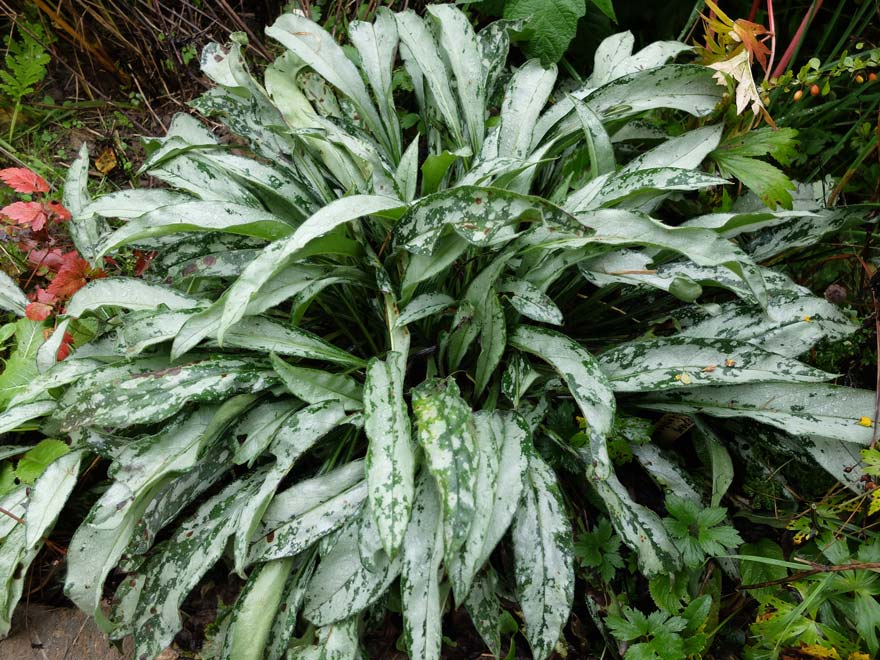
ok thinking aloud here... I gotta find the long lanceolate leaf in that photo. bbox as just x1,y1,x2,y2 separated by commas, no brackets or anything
598,336,833,392
364,352,415,556
411,378,479,565
64,401,247,618
448,411,527,603
513,448,575,660
131,471,265,659
401,475,445,660
218,194,403,341
266,14,390,158
509,326,680,575
638,383,876,445
302,516,401,626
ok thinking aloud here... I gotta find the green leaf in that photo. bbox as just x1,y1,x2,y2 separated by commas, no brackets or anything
266,13,387,155
711,153,794,210
677,289,855,358
0,319,44,409
56,357,275,430
15,439,69,485
270,354,363,410
349,8,402,160
65,277,204,318
364,352,415,556
302,516,401,626
464,568,503,657
428,4,487,152
394,185,582,256
474,290,506,396
598,336,832,391
219,194,403,340
396,10,465,146
638,382,876,445
411,378,479,563
510,325,615,439
0,400,56,435
96,202,295,258
396,293,455,327
448,411,527,603
223,558,295,660
0,270,27,317
513,449,575,660
236,400,352,571
498,279,563,325
248,466,367,564
131,471,264,659
498,59,557,159
420,149,468,195
24,450,81,548
504,0,586,65
64,403,245,616
265,556,317,660
401,475,445,660
590,0,617,22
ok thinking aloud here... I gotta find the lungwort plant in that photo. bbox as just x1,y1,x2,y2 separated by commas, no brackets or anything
0,6,875,658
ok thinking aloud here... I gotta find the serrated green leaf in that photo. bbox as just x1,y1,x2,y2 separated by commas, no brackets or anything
504,0,586,65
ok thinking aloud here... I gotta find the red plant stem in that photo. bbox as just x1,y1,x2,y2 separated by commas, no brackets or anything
766,0,776,81
748,0,762,22
771,0,824,79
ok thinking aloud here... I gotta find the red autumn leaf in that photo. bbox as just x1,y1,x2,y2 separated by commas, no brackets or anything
133,250,157,276
733,19,772,75
47,251,105,300
0,167,50,194
27,247,66,273
25,301,53,321
56,331,75,361
1,201,50,231
46,200,72,221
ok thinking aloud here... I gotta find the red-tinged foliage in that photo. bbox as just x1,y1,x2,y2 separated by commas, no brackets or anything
1,201,50,231
26,246,67,273
133,250,157,276
733,19,772,75
45,200,72,221
46,252,106,300
26,301,54,321
26,287,58,320
0,167,50,194
56,331,75,361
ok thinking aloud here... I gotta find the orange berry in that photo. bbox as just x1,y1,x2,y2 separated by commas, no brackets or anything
870,72,878,82
855,74,865,84
810,84,820,96
793,89,804,101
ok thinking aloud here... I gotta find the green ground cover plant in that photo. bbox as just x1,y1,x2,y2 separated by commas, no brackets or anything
0,2,878,659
